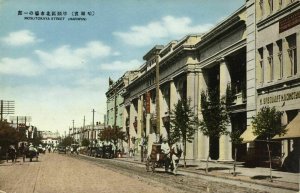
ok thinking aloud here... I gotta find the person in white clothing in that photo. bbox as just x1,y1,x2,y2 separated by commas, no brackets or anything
161,138,170,155
161,138,171,171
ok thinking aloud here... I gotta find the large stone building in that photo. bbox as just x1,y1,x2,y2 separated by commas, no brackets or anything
253,0,300,165
70,122,105,145
105,0,300,165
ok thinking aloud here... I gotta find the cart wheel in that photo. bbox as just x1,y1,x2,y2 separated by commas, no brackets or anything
146,159,150,172
151,161,155,172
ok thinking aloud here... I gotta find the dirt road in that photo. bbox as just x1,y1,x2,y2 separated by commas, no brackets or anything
0,153,182,193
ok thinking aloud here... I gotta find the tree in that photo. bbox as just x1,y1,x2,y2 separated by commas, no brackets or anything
99,126,126,150
81,138,90,147
229,130,243,176
198,88,230,173
251,106,285,182
170,98,198,168
60,136,74,147
0,121,20,149
29,127,42,146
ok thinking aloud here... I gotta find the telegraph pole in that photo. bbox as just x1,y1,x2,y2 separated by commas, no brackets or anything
155,54,161,140
82,115,85,141
72,120,74,135
0,100,15,122
114,88,117,131
92,109,95,144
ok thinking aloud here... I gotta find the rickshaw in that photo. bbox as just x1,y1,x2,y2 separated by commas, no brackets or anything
25,149,39,162
146,143,171,172
103,144,113,159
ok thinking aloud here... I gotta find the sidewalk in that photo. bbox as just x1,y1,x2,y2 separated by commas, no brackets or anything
116,155,300,192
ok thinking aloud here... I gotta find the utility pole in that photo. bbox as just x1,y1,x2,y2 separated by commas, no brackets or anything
114,86,118,152
72,120,75,142
0,100,15,122
72,120,74,135
114,88,117,131
155,54,161,140
0,100,3,122
92,109,95,145
82,115,85,142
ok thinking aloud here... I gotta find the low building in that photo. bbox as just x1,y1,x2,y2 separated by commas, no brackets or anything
40,131,60,147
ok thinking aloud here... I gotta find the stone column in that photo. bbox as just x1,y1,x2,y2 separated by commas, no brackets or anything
145,92,151,136
158,88,164,138
219,58,233,161
186,72,196,159
137,95,144,161
137,95,143,139
197,70,209,160
169,79,177,113
129,102,136,148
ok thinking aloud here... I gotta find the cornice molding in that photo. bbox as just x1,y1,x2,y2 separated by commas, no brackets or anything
257,1,300,31
198,39,246,68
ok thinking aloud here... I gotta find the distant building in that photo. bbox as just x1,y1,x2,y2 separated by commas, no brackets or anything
41,131,60,147
70,122,105,145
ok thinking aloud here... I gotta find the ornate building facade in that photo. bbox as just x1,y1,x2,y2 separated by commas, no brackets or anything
105,0,300,163
253,0,300,163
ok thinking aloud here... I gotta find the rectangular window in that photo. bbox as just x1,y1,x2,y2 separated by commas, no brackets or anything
288,47,297,75
259,0,264,18
277,40,283,79
287,34,297,76
258,48,264,83
267,44,274,81
268,0,273,13
279,0,283,8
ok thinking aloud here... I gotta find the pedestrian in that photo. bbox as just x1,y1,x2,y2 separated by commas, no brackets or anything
161,138,170,171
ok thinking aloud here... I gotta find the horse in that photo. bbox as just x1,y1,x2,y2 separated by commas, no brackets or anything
170,141,183,175
6,145,17,163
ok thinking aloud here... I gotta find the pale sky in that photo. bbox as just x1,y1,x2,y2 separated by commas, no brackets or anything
0,0,244,135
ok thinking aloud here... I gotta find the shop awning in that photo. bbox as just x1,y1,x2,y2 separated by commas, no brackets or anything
240,126,257,143
273,113,300,140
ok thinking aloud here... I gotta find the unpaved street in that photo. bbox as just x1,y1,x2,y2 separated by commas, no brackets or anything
1,153,272,193
0,153,182,193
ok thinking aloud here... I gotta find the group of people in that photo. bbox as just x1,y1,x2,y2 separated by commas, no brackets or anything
4,143,39,163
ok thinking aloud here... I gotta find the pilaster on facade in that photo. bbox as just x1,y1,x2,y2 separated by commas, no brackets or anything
246,0,257,124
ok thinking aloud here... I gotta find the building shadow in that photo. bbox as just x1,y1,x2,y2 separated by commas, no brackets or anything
251,175,282,180
196,167,230,172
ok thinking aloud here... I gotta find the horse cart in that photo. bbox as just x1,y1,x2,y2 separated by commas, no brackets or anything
24,150,39,162
146,143,171,172
103,145,113,159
